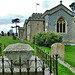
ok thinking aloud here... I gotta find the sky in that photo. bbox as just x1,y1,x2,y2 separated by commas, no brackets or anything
0,0,74,33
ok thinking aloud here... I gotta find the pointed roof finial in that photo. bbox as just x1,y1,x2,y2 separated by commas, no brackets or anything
60,0,62,4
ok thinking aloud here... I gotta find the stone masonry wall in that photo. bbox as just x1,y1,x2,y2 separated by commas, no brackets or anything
30,20,44,42
48,9,74,42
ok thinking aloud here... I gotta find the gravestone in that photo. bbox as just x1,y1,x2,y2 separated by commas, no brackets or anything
0,34,1,38
20,38,24,43
13,35,16,40
51,43,65,60
6,35,8,39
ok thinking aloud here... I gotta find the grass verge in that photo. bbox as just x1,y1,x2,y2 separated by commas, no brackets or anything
65,45,75,68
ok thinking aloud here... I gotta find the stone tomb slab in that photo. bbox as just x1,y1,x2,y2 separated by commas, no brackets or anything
3,43,35,65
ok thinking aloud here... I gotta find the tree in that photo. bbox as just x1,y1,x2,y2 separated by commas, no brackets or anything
69,2,75,11
11,18,20,36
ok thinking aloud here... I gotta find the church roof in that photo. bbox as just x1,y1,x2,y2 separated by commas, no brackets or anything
42,3,74,18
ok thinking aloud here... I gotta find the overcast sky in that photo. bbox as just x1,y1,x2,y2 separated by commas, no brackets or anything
0,0,74,33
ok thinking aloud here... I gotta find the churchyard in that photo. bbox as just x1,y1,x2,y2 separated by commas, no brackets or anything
0,36,75,75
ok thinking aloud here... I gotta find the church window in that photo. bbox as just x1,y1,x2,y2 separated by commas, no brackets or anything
63,23,65,32
60,23,62,32
57,17,66,33
57,23,59,32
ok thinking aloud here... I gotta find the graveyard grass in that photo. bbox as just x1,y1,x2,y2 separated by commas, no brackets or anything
0,36,75,75
0,36,20,55
65,45,75,68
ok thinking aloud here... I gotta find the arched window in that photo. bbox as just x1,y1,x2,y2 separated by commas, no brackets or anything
56,17,66,33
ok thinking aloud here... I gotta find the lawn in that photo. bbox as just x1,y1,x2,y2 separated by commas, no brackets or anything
0,36,20,46
0,36,75,75
0,36,20,55
65,45,75,68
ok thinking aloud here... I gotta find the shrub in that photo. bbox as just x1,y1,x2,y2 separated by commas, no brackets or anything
45,31,62,47
33,31,62,47
33,32,46,46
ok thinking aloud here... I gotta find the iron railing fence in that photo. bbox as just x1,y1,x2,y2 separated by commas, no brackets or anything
0,55,57,75
36,46,58,75
0,44,58,75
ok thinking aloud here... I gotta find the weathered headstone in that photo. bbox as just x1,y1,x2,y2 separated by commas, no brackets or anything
6,35,8,39
13,35,16,40
51,43,65,60
0,34,1,38
20,38,24,43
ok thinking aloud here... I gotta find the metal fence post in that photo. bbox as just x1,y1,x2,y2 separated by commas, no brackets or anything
35,56,37,75
27,60,30,75
50,55,52,75
11,60,13,75
2,56,4,75
56,54,58,75
42,60,45,75
19,56,21,75
53,55,55,73
46,54,47,64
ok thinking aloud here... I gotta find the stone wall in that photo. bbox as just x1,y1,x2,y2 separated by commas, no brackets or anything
23,24,27,40
18,28,24,39
23,13,44,42
47,9,74,42
74,17,75,42
45,15,49,32
27,22,30,41
30,20,44,42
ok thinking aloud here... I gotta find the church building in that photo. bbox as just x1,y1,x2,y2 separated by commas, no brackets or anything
18,1,75,43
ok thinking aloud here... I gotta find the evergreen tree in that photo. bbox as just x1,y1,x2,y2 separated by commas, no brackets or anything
11,18,20,36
